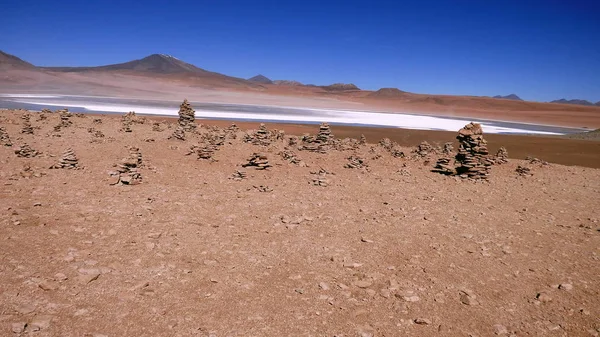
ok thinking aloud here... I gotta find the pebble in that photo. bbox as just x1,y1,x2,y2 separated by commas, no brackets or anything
15,303,36,315
11,322,26,333
559,283,573,291
360,237,374,243
354,280,373,288
396,290,420,302
460,291,479,306
493,324,508,335
147,232,162,239
343,262,363,268
379,289,391,298
318,282,330,291
536,292,552,303
38,280,59,291
29,315,53,331
54,273,68,281
414,318,431,325
33,202,42,207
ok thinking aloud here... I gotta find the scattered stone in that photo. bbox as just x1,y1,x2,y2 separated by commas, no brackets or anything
318,282,330,290
50,148,79,169
38,279,59,291
242,153,271,170
0,126,12,146
459,290,479,305
516,165,532,176
493,324,509,335
344,155,366,169
526,156,549,166
41,108,52,114
279,148,304,165
11,322,26,333
253,185,273,192
230,170,247,181
310,168,331,187
14,143,39,157
21,114,34,134
455,122,494,180
559,283,573,291
414,318,432,325
92,118,102,124
29,315,53,331
536,292,552,303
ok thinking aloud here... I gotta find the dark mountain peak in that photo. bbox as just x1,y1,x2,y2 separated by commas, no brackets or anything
493,94,522,101
0,50,36,70
550,99,594,106
322,83,360,91
248,74,273,84
367,87,406,98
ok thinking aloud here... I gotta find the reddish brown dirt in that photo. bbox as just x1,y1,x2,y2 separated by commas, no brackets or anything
1,110,599,336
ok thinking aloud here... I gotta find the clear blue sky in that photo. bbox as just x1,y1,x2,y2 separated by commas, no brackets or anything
2,0,599,102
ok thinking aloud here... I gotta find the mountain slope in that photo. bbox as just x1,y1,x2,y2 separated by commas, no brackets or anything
550,99,594,106
248,74,273,84
493,94,522,101
42,54,210,74
0,50,37,70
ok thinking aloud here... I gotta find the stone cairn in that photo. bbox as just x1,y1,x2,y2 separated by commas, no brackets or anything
37,112,48,121
242,153,271,170
1,127,13,146
121,111,135,132
93,118,102,124
299,122,333,153
432,142,456,175
414,141,435,158
177,99,196,131
344,155,366,169
441,142,454,155
88,128,105,138
186,144,218,160
152,122,163,132
14,144,39,158
379,138,405,158
495,147,509,164
454,123,495,180
169,126,186,141
243,123,272,146
41,108,52,114
54,109,72,132
230,170,247,181
50,148,79,169
111,147,143,185
310,168,331,187
516,165,532,176
21,114,34,134
359,134,367,145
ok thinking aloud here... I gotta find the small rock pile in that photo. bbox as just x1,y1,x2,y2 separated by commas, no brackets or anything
310,168,331,187
344,155,366,169
495,147,509,164
177,99,196,131
230,170,247,181
516,165,532,176
378,138,404,157
169,126,186,141
54,109,72,132
414,141,435,157
299,122,334,153
121,111,135,132
50,148,79,169
244,123,272,146
88,128,105,138
279,148,303,165
21,114,34,134
152,122,163,132
112,147,143,185
0,127,12,146
442,142,454,155
93,118,102,124
432,157,455,175
526,156,549,166
41,108,52,114
14,143,39,157
242,153,272,170
359,134,367,145
455,123,494,180
187,144,218,160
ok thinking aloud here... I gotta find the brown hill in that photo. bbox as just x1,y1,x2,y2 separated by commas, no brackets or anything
367,87,406,98
0,50,37,70
321,83,360,91
273,80,304,86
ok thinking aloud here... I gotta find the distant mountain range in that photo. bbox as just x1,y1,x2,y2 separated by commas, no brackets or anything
493,94,522,101
550,99,600,107
1,50,599,108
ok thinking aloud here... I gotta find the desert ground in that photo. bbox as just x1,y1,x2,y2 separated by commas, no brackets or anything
0,107,599,336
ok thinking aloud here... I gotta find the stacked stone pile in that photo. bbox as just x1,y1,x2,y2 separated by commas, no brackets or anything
54,109,72,132
516,165,532,176
121,111,136,132
279,148,303,165
169,126,186,141
93,118,102,124
14,144,39,157
344,155,366,169
455,123,495,180
177,99,196,131
378,137,404,157
21,114,34,134
41,108,52,114
152,122,163,132
50,148,79,169
187,144,218,160
442,142,454,155
0,127,12,146
112,147,143,185
359,134,367,145
414,141,435,157
299,122,334,153
495,147,509,164
432,157,455,175
37,112,48,121
243,124,272,146
242,153,271,170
